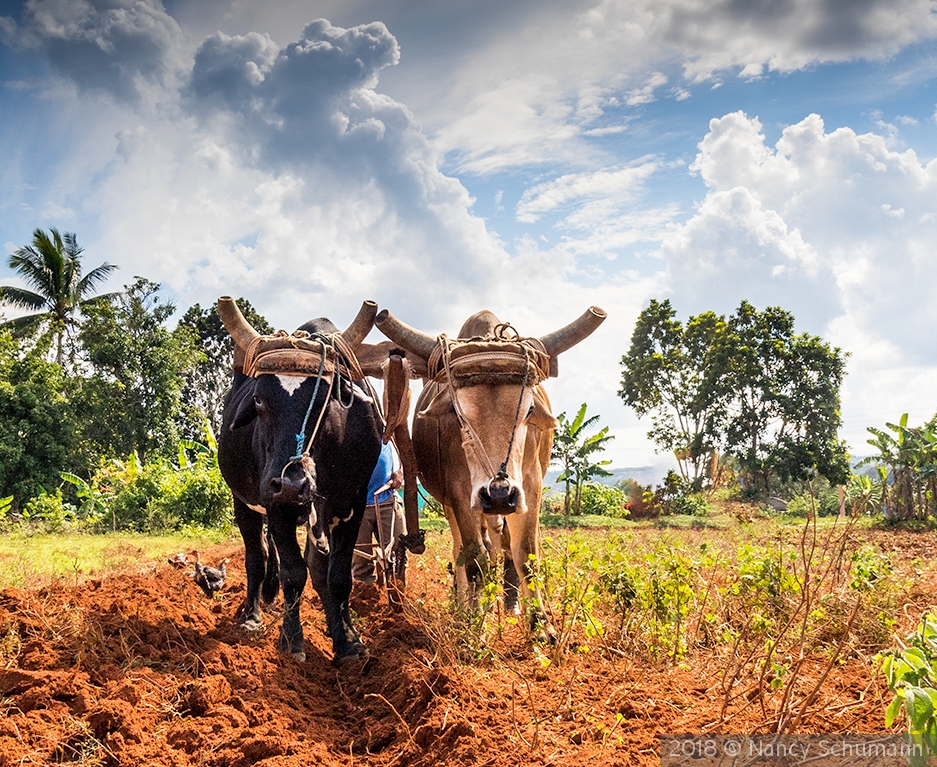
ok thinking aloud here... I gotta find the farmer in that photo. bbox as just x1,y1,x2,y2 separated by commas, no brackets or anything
352,440,406,585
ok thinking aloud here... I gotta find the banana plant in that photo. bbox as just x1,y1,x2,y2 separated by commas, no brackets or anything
179,414,218,468
59,472,107,521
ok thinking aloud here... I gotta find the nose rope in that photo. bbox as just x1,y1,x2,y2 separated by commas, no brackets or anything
440,334,532,485
279,336,337,486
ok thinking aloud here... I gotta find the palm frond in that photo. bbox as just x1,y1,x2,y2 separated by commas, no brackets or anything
0,285,47,310
75,262,118,297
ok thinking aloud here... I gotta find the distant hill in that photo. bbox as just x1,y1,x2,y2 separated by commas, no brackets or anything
544,466,660,490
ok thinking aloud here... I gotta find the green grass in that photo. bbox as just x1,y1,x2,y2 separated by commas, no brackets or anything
540,513,636,529
0,528,235,589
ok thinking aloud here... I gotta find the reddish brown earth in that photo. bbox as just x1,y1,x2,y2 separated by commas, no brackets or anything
0,522,934,767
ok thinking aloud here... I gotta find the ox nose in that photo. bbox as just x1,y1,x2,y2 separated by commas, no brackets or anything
270,474,310,505
479,474,520,515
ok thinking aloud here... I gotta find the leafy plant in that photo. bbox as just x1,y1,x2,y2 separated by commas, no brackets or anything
578,482,629,517
880,613,937,762
551,403,614,515
22,489,76,532
59,472,107,524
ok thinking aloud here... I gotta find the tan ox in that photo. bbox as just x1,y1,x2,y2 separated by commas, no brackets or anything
375,307,606,640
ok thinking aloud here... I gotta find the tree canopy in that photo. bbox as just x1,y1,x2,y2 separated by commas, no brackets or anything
75,278,202,464
618,299,727,489
620,299,849,493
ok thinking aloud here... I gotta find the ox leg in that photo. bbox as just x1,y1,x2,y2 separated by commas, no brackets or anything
445,506,471,604
505,515,556,644
233,498,266,632
484,515,520,614
451,506,491,611
306,506,367,663
268,511,307,661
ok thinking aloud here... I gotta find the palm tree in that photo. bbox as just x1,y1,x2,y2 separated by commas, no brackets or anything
552,402,615,515
0,228,117,364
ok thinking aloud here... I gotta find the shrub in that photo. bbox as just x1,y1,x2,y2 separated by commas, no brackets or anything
22,489,76,533
84,452,231,533
670,493,713,517
579,482,629,517
785,488,840,517
618,479,657,518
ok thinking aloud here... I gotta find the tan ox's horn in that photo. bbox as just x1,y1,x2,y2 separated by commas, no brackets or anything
218,296,261,350
538,306,607,358
375,309,437,360
342,300,378,349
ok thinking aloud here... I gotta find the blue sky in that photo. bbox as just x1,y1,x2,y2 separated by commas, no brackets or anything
1,0,936,470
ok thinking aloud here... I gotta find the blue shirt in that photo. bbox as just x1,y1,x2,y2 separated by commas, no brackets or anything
367,441,400,504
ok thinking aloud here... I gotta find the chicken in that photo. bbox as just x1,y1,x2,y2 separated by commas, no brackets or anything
189,550,228,598
167,552,189,569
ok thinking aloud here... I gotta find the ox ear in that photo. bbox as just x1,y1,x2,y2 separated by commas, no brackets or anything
417,389,453,420
231,390,258,429
529,388,559,431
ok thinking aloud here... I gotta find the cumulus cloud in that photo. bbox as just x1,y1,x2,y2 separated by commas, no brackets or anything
3,0,184,102
424,0,937,174
660,109,937,454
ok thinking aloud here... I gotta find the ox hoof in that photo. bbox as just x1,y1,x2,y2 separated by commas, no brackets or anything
238,616,264,633
333,643,368,666
277,630,305,660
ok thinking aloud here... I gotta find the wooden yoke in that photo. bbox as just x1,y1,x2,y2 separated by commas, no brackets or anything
382,354,425,555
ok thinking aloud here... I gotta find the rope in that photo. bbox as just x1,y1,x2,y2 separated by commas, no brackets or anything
437,332,535,488
240,329,364,484
291,338,328,460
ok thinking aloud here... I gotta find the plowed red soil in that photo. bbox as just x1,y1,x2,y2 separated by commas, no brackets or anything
0,521,934,767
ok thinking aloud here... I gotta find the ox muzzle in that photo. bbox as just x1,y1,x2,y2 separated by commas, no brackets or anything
477,471,521,515
269,459,316,507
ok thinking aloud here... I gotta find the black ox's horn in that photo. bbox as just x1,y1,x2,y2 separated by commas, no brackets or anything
375,309,437,360
538,306,607,358
217,296,260,351
218,296,378,351
342,300,378,349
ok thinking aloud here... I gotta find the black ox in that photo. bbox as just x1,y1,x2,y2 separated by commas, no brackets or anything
216,297,382,663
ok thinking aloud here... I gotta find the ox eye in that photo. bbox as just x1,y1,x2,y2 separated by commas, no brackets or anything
526,405,535,419
253,396,264,410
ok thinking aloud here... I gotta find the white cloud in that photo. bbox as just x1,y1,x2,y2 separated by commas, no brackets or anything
515,161,658,223
418,0,937,174
660,109,937,454
7,0,186,103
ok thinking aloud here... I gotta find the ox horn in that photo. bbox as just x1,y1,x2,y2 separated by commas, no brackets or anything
341,300,378,349
217,296,261,350
539,306,607,358
375,309,437,360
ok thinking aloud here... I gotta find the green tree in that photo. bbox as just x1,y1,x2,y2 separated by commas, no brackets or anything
0,327,76,507
619,299,729,489
859,413,937,521
620,299,849,496
75,278,202,464
723,300,849,493
176,299,272,438
551,402,614,515
0,228,117,365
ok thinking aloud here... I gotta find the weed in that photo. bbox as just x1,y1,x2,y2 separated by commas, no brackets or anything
880,613,937,763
